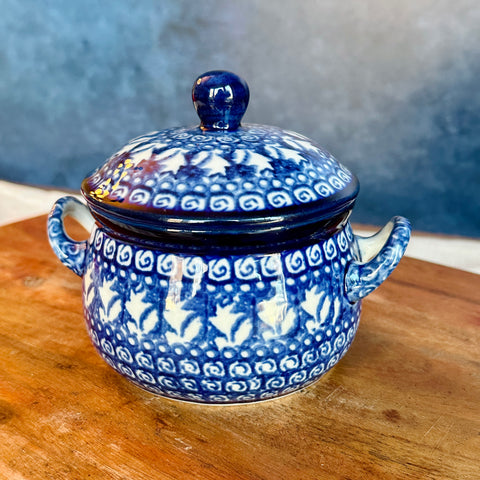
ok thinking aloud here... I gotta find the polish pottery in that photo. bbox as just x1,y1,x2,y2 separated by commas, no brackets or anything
48,71,411,403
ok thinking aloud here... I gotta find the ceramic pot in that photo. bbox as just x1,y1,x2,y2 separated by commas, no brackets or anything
48,71,411,404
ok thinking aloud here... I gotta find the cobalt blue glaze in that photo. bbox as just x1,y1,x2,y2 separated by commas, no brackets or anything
345,216,411,303
48,196,410,403
55,201,363,403
192,70,249,131
47,71,412,403
82,222,360,403
81,70,359,242
47,196,91,276
81,125,359,245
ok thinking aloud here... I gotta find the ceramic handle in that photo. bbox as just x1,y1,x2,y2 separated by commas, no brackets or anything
344,216,411,303
47,196,95,276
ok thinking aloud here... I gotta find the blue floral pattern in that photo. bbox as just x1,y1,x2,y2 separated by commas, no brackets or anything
47,197,89,276
47,72,411,404
82,223,361,403
345,216,411,303
83,125,354,215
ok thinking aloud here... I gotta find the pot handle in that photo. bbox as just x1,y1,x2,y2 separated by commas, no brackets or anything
47,196,95,277
345,216,411,303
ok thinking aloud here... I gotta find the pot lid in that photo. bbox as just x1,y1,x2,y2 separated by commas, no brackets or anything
81,70,359,246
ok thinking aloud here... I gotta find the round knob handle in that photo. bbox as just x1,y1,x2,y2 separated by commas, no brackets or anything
192,70,249,131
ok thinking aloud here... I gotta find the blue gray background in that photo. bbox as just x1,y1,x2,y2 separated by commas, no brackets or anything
1,0,479,236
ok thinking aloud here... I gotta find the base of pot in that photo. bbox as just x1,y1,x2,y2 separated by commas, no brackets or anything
92,331,357,405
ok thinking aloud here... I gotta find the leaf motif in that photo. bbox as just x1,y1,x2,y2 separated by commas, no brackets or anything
214,336,229,351
209,302,243,340
278,147,305,164
257,296,281,330
181,317,203,343
125,289,147,328
115,132,166,159
124,289,158,335
279,308,297,336
190,150,210,166
163,299,195,335
98,278,122,323
264,145,305,164
301,287,325,318
165,331,183,345
246,151,274,173
319,295,331,324
156,148,188,174
258,296,297,341
163,301,200,344
305,319,317,335
142,307,160,335
98,278,115,311
282,136,321,153
233,318,253,346
191,149,230,176
232,149,247,163
331,297,341,325
107,297,122,323
202,151,230,176
301,287,339,332
128,146,155,165
127,320,140,336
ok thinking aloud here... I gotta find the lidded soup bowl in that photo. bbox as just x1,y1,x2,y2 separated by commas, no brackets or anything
48,71,411,404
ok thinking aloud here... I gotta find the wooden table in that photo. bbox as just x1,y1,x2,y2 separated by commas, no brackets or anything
0,216,479,480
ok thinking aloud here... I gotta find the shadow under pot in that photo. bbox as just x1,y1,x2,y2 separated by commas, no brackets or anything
48,70,411,404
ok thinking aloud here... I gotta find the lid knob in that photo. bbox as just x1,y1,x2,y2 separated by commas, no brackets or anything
192,70,249,131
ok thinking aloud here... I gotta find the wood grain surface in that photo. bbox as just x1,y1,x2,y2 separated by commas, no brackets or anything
0,215,479,480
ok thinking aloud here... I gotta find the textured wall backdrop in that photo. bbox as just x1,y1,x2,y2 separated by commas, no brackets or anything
1,0,479,236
